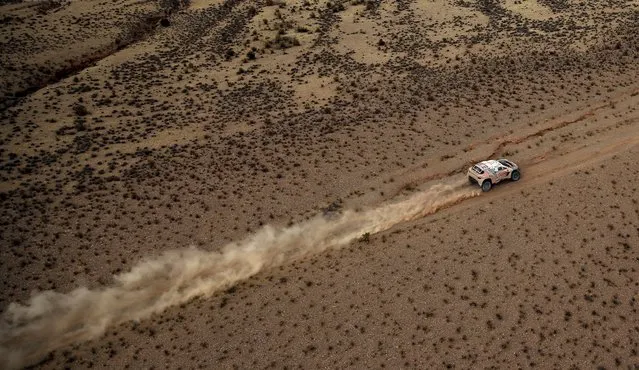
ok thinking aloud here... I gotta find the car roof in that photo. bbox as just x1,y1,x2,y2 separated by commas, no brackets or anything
477,160,503,172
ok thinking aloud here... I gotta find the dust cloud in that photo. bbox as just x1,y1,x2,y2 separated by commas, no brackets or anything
0,178,479,369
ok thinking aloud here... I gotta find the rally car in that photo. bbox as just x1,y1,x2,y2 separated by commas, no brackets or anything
468,159,521,192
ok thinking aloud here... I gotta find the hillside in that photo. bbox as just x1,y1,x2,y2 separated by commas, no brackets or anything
1,0,638,368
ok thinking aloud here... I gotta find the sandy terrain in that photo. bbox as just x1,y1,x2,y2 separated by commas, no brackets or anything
1,0,638,368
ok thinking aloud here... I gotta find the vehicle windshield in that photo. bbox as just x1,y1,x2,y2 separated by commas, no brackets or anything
498,159,513,167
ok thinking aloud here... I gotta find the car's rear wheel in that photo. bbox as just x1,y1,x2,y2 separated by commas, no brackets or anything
481,180,492,192
511,170,521,181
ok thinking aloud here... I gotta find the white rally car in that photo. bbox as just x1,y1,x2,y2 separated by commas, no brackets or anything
468,159,521,192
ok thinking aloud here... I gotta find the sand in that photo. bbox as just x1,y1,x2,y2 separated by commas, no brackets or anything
1,0,638,368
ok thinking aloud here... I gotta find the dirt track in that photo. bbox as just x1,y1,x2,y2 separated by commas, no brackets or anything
385,86,639,201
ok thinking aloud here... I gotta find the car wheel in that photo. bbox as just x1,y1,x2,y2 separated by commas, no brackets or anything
511,170,521,181
481,180,492,192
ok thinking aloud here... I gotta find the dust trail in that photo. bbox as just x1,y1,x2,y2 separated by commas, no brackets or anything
0,178,480,369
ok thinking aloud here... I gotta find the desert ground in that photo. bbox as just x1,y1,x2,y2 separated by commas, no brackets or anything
1,0,639,368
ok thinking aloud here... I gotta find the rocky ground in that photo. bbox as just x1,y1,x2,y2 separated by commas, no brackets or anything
1,0,638,368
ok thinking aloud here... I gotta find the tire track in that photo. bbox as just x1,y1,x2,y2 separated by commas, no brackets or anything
390,88,639,197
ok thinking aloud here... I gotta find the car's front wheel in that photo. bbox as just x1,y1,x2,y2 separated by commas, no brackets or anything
481,180,492,192
511,170,521,181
